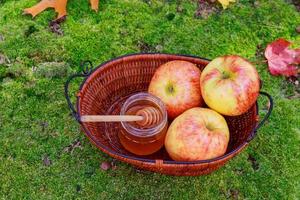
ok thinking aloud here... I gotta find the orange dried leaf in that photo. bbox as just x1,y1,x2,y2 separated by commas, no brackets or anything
24,0,68,19
218,0,235,9
24,0,99,20
90,0,99,11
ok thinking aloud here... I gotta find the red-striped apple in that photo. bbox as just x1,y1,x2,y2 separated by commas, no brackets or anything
200,55,260,116
165,108,230,161
148,60,203,119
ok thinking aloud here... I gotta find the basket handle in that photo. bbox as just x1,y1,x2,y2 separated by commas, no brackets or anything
64,61,93,122
247,91,274,142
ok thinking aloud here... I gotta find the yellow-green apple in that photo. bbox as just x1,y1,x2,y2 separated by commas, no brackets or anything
148,60,203,119
200,55,260,116
165,107,230,161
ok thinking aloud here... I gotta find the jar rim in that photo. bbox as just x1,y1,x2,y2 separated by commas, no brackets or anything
120,92,168,138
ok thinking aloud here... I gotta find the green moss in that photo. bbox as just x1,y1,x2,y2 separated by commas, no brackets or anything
0,0,299,199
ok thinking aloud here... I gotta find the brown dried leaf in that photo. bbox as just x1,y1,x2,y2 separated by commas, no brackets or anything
63,139,83,154
195,0,219,19
229,189,239,200
49,16,66,35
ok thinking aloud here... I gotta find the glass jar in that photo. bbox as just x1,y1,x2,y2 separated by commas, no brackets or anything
119,92,168,155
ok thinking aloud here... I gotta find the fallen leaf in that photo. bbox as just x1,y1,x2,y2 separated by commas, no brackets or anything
265,38,300,77
195,0,219,19
218,0,235,9
100,161,111,171
24,0,98,20
43,155,51,166
90,0,99,11
229,189,239,200
63,139,83,154
24,0,68,19
49,16,66,35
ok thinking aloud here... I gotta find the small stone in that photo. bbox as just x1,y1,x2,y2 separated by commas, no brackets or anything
295,80,299,85
100,161,111,171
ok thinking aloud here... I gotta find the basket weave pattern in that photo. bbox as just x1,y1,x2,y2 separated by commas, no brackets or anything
75,54,257,176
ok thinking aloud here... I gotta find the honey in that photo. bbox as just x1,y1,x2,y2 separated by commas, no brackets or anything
119,93,168,155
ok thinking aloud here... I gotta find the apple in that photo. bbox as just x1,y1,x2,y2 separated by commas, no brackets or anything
200,55,260,116
148,60,203,119
165,107,230,161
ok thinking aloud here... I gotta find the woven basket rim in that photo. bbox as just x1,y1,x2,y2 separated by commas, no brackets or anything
76,53,258,165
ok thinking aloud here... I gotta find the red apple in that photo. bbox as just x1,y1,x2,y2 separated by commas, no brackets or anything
148,60,203,119
200,55,260,116
165,108,230,161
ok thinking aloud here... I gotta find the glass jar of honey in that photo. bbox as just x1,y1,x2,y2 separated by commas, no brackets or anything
119,92,168,155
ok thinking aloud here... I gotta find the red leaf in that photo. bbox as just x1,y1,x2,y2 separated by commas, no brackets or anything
265,38,300,77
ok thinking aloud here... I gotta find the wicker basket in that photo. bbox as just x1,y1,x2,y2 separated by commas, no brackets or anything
65,53,273,176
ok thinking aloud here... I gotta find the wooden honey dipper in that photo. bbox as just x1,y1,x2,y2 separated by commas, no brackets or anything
81,106,162,127
135,106,162,127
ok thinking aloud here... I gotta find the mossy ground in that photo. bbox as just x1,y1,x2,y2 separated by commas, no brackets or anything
0,0,299,199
